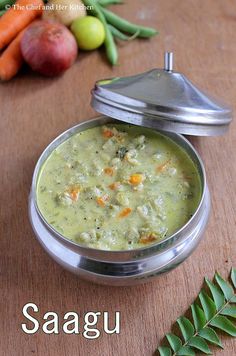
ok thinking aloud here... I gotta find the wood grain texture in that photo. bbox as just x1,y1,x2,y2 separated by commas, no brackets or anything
0,0,236,355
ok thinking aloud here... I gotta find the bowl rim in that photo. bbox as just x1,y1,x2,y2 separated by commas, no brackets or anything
31,115,207,257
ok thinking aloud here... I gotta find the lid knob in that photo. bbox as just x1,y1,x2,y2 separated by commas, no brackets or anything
164,52,173,72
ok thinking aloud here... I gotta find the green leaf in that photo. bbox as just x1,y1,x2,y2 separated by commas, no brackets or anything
215,272,234,301
205,278,225,311
210,315,236,336
157,346,172,356
188,336,212,354
199,291,216,321
199,327,223,348
166,333,182,352
231,296,236,303
231,268,236,288
191,303,206,331
176,346,195,355
177,317,194,342
220,305,236,318
157,268,236,355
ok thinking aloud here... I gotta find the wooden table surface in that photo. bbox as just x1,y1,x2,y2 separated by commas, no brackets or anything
1,0,236,355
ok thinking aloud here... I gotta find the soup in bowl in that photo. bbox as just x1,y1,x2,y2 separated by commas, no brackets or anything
36,123,201,251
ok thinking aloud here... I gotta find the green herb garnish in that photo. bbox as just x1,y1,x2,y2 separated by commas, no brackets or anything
157,268,236,356
116,146,128,160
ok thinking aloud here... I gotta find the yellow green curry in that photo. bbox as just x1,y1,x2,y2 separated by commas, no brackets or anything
37,124,201,250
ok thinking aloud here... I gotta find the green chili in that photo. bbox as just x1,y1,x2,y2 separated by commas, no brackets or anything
108,24,140,41
83,0,118,65
0,9,6,15
98,0,123,6
100,6,158,38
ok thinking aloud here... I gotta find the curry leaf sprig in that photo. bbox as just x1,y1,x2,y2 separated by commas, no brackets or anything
158,268,236,356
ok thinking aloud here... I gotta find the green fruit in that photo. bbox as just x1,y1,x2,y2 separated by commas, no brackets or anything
71,16,105,50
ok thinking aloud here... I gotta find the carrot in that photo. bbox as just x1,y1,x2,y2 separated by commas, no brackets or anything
118,207,132,218
102,129,114,138
0,29,24,81
104,167,114,176
129,173,143,185
96,195,109,207
182,173,192,181
68,187,80,202
108,181,121,190
97,197,105,207
139,233,157,244
156,159,171,173
0,0,43,50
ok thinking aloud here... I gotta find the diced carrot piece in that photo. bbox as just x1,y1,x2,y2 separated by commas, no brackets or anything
104,167,114,176
109,182,121,190
97,197,105,207
183,175,192,180
67,186,80,201
70,190,79,201
129,174,143,185
118,207,132,218
140,233,157,244
96,195,109,207
156,159,171,173
103,129,114,138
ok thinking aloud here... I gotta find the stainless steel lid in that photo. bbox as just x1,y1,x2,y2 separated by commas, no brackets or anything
91,52,232,136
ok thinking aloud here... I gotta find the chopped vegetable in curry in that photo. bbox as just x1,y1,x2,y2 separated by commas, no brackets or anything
36,124,202,250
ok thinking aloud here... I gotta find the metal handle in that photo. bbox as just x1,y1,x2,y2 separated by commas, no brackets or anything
164,52,173,72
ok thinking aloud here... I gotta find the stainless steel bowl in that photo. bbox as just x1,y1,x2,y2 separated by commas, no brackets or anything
29,116,211,286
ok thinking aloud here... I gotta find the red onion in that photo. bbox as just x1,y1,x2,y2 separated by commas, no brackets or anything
21,20,78,77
